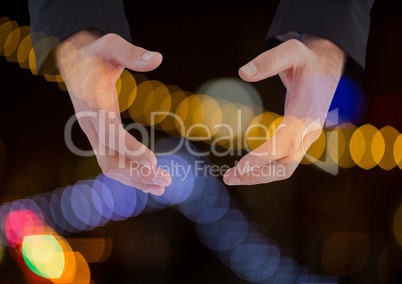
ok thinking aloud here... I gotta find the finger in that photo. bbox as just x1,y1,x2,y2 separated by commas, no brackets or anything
238,115,309,173
106,172,165,196
224,153,302,186
90,112,158,167
238,129,297,174
238,39,309,82
108,126,158,167
222,166,241,185
99,154,172,186
92,134,172,186
94,33,163,72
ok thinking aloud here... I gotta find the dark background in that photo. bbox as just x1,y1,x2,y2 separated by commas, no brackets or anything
1,1,402,283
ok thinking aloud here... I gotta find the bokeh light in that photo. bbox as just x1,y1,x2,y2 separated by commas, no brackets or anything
321,232,371,277
394,134,402,170
376,126,399,170
329,75,366,125
178,177,229,224
17,32,33,69
246,111,280,151
2,15,402,284
158,86,189,136
210,99,238,150
4,205,45,247
350,124,384,169
97,175,137,221
4,26,30,62
328,122,357,169
230,241,281,282
175,94,221,139
300,129,327,165
129,80,171,127
22,234,65,279
196,208,249,252
228,103,256,150
50,189,77,234
116,69,137,113
196,77,263,115
0,18,18,55
70,182,103,230
377,242,402,284
151,154,195,205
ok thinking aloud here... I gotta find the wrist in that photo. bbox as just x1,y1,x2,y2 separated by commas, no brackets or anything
63,29,102,48
302,34,346,75
55,29,102,61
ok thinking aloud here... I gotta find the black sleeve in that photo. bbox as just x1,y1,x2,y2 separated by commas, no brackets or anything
28,0,132,75
265,0,376,74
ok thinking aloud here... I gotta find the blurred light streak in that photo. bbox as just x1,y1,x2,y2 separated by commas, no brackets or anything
350,124,383,169
94,175,137,221
328,123,357,169
67,238,113,263
71,182,103,230
0,18,18,55
22,234,65,279
376,126,399,170
61,186,89,232
116,69,137,113
6,16,402,283
4,200,45,247
0,138,341,283
4,26,30,62
151,154,195,205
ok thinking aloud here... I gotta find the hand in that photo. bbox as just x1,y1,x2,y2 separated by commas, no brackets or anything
223,35,346,185
56,29,171,195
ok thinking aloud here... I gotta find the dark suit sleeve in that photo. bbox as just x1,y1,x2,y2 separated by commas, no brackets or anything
28,0,131,75
265,0,375,74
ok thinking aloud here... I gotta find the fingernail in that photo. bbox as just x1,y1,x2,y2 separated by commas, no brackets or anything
240,62,257,77
142,51,158,62
154,178,170,187
227,177,241,185
148,188,160,195
140,159,152,168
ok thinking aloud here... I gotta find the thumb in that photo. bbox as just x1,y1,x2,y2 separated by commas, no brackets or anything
94,33,163,72
238,39,309,82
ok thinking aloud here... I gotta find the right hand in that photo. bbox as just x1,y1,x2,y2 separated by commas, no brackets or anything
55,29,171,196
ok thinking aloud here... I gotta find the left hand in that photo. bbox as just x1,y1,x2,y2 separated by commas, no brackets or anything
223,35,346,186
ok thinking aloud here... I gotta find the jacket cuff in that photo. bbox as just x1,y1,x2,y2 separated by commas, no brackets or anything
264,0,375,74
28,0,132,75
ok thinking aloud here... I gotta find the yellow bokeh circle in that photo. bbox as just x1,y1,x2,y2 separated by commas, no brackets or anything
350,124,384,170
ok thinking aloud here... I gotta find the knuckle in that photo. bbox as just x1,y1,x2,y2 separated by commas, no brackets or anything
288,38,305,51
101,33,118,45
125,46,137,60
